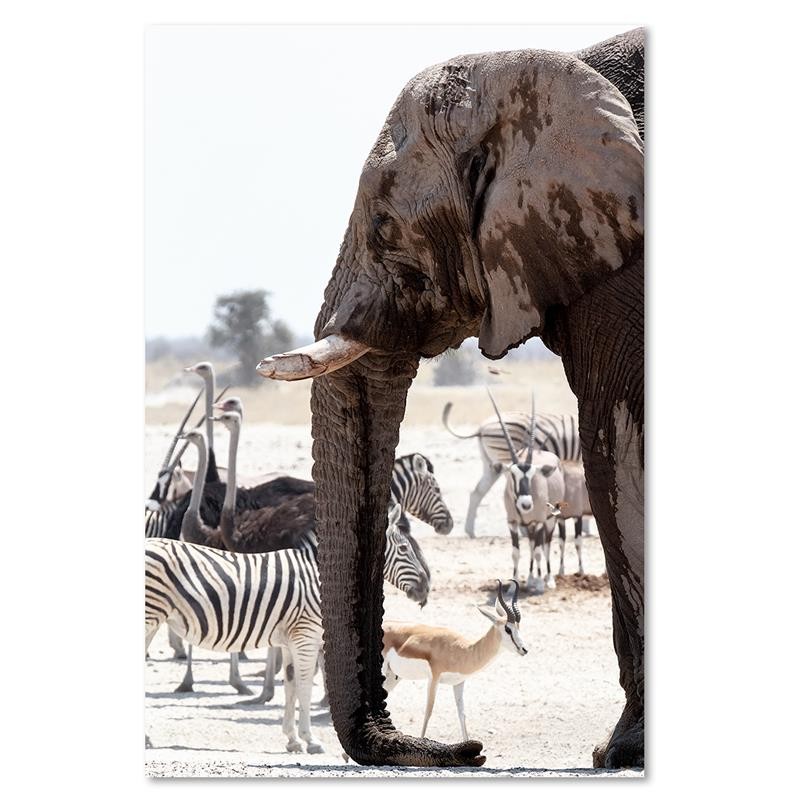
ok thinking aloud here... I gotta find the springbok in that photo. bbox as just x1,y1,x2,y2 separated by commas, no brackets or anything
382,580,527,741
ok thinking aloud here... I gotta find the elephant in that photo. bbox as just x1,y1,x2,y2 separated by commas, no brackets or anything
257,29,644,769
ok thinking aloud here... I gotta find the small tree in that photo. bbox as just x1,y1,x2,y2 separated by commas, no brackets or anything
208,290,293,386
433,349,477,387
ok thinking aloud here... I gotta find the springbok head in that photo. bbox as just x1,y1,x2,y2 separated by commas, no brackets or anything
477,579,528,656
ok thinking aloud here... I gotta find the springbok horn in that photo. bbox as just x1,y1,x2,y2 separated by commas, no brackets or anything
159,386,204,472
486,387,519,466
525,392,537,467
510,579,521,623
165,385,230,475
256,335,371,381
495,579,514,620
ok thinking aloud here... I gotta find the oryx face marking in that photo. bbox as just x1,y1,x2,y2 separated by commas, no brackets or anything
508,463,535,514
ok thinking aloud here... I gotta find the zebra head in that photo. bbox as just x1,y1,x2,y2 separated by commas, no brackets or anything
384,504,431,607
394,453,454,535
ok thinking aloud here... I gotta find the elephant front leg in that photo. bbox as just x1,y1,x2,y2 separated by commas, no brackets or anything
584,442,644,769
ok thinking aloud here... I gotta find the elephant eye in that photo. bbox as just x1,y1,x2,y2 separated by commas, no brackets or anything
372,212,393,237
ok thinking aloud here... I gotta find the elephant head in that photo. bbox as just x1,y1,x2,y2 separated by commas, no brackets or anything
259,47,644,768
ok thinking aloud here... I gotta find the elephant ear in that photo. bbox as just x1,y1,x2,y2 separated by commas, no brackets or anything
470,51,644,358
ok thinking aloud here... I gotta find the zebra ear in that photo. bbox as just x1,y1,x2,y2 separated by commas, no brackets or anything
412,453,428,474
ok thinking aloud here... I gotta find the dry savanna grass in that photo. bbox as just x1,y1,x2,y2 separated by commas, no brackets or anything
145,355,578,427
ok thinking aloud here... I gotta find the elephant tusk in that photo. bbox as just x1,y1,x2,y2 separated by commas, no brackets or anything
256,335,372,381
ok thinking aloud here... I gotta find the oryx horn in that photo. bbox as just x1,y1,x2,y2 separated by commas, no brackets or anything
486,387,519,466
524,392,537,467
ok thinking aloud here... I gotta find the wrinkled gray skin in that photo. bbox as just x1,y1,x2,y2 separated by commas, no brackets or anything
283,30,644,768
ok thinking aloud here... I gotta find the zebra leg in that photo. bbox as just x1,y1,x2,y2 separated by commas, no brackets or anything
290,638,325,754
465,464,502,537
174,644,194,693
228,652,254,696
167,627,187,660
453,682,468,741
510,526,521,581
281,650,303,753
575,516,585,576
238,647,277,705
317,647,329,708
558,518,567,576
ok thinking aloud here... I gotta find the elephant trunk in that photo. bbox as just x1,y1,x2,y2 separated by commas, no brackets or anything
309,353,485,767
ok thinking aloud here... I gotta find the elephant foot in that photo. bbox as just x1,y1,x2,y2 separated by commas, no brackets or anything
593,704,644,769
286,739,303,753
306,741,325,754
344,722,485,767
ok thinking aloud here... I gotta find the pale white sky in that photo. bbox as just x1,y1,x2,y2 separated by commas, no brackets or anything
145,24,636,339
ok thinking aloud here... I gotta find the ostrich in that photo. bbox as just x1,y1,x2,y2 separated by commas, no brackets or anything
173,396,286,489
183,362,221,484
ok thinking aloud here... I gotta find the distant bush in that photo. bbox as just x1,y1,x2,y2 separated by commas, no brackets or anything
433,350,478,386
208,289,294,386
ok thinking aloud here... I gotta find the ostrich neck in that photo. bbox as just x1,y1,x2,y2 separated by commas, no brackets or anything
222,421,239,513
204,372,215,456
187,436,208,515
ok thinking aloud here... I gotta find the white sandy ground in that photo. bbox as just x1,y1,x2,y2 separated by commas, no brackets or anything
144,421,642,778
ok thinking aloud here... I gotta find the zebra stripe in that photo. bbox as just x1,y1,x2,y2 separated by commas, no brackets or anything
145,501,178,539
145,536,324,752
478,413,582,465
390,453,453,534
145,537,321,654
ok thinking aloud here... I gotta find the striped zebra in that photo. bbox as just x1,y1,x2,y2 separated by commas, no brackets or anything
391,453,453,535
442,402,586,537
146,534,325,754
145,501,178,539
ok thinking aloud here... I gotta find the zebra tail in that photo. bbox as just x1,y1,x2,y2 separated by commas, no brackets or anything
442,402,480,439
